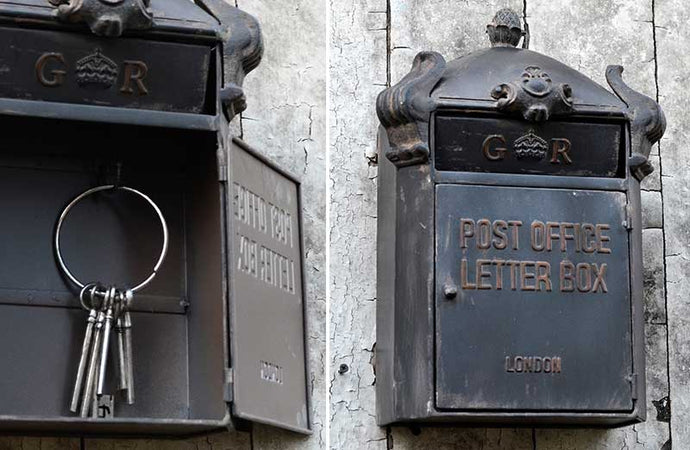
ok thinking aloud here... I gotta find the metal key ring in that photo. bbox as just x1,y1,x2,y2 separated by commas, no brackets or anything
78,283,99,311
54,185,169,293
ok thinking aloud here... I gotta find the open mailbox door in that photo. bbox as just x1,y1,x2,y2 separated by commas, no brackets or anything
0,0,310,436
229,138,310,433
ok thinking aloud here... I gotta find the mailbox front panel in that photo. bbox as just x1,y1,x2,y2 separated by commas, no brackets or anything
435,184,633,411
0,27,211,114
230,141,310,433
434,114,625,177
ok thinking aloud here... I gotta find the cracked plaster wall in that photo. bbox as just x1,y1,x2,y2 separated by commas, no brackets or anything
329,0,682,449
0,1,326,449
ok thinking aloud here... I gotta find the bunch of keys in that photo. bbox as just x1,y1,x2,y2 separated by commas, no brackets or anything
70,283,135,417
54,185,169,419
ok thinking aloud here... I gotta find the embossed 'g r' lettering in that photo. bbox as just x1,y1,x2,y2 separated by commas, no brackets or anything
550,138,573,164
36,53,67,87
120,60,149,96
482,135,507,161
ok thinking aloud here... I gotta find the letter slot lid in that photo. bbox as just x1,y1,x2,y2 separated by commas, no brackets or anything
376,8,665,427
0,0,310,436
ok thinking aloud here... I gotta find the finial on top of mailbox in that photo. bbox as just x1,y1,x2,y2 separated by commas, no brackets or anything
377,7,664,181
486,8,527,48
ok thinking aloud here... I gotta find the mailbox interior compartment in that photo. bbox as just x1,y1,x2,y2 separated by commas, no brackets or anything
0,115,228,435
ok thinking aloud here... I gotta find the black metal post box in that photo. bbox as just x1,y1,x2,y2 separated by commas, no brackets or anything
0,0,310,436
376,9,665,427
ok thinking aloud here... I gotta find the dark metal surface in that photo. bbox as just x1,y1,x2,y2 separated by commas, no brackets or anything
197,0,263,120
0,0,220,39
0,0,264,122
434,114,624,176
0,27,211,114
486,8,525,48
485,9,571,122
49,0,154,37
229,139,310,434
431,47,626,115
490,64,574,122
376,7,663,427
0,98,219,131
435,184,632,411
376,51,446,166
606,66,666,181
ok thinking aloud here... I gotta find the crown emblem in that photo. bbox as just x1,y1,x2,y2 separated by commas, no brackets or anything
75,49,118,89
513,131,548,160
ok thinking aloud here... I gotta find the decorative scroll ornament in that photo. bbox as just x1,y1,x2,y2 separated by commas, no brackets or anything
376,51,447,167
513,130,547,160
48,0,153,37
196,0,263,121
491,65,573,122
606,65,666,181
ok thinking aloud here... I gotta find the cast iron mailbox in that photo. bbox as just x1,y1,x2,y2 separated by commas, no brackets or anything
376,9,665,427
0,0,310,436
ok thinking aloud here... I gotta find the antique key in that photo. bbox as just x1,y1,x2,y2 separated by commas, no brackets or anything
114,289,135,404
97,286,117,396
69,283,100,413
80,286,109,418
114,292,128,397
122,290,135,404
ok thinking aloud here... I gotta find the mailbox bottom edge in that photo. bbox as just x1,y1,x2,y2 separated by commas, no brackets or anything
377,408,645,429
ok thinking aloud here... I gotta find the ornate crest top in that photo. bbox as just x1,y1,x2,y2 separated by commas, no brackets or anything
377,7,665,179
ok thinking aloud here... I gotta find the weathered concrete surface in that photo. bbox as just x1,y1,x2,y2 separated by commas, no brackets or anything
642,154,662,191
392,428,533,450
329,0,387,448
642,190,664,229
529,0,656,99
83,436,252,450
644,229,667,324
0,438,79,450
657,0,690,446
390,0,523,82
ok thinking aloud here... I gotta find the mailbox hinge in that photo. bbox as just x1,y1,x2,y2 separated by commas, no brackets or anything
624,202,634,231
218,164,228,182
628,373,638,399
223,368,234,402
